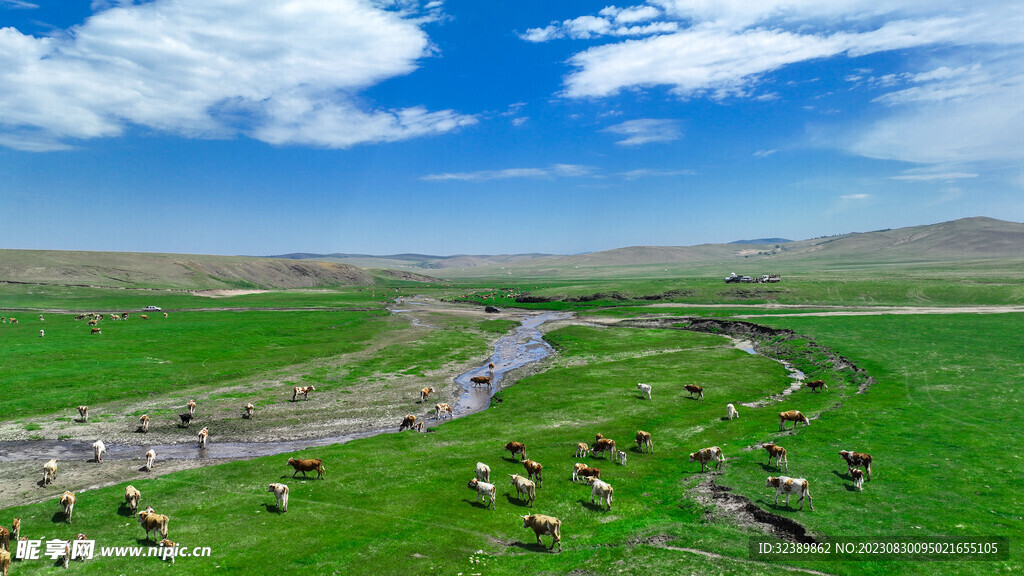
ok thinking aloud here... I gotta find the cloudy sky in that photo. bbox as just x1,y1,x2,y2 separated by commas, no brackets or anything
1,0,1021,255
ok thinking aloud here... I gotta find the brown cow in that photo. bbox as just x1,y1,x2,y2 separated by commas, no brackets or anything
399,415,418,431
778,410,810,431
574,442,590,458
10,518,18,543
838,450,873,481
805,380,828,392
244,403,255,419
139,414,150,433
186,400,196,415
434,403,453,420
851,468,865,491
572,463,600,483
138,509,169,541
522,459,543,488
286,457,325,479
77,406,89,422
635,430,653,453
0,525,8,553
592,438,616,459
90,327,101,335
0,548,8,576
689,446,724,471
504,441,527,461
125,485,141,514
470,376,491,387
685,384,704,400
60,492,76,524
292,386,315,402
522,514,561,553
764,443,788,471
197,427,209,449
140,314,148,320
419,387,435,402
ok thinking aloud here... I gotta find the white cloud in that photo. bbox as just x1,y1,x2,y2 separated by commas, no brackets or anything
753,149,778,157
617,168,696,179
841,193,871,200
1,0,38,8
603,118,682,146
0,0,472,151
889,169,978,181
421,164,595,181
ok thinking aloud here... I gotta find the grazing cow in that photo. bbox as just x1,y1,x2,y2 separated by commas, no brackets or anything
0,549,8,576
43,459,58,485
414,421,425,432
60,492,76,523
163,313,168,319
399,415,418,432
586,477,614,511
635,430,653,453
92,440,106,462
838,451,873,481
39,315,44,322
475,462,491,483
466,478,496,509
88,319,98,326
268,483,289,513
522,514,561,553
470,376,491,387
138,510,169,541
139,414,150,433
574,442,590,458
689,446,724,472
726,403,739,420
244,403,255,419
11,518,19,543
766,476,813,510
504,441,527,461
77,406,89,422
509,474,536,507
522,459,544,488
8,318,16,324
685,384,704,400
805,379,828,392
145,449,156,471
615,450,628,465
851,468,865,491
778,410,810,431
434,403,453,420
636,382,652,400
140,314,148,320
121,313,129,320
197,427,209,449
764,443,789,472
419,387,435,402
0,526,7,553
158,539,177,563
179,413,193,428
186,400,196,415
292,386,315,402
286,458,325,479
592,438,617,459
90,327,101,335
125,485,141,514
572,463,600,483
39,329,44,337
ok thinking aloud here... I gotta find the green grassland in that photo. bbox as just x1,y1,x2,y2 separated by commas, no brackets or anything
3,303,1020,575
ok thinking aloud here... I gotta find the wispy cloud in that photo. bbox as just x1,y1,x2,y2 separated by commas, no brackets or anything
840,193,871,200
616,168,696,179
604,119,682,146
889,169,979,181
0,0,472,151
1,0,38,8
422,164,595,181
753,149,778,157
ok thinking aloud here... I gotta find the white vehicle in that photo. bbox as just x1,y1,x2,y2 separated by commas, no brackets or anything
142,306,162,311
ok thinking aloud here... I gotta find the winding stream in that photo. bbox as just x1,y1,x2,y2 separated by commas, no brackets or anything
0,308,570,463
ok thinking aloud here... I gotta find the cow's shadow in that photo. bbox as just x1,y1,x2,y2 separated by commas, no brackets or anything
262,503,285,514
50,511,67,524
635,394,649,400
502,456,525,464
503,494,533,508
759,463,785,472
117,502,136,518
509,541,559,554
577,499,608,512
136,538,160,547
831,470,859,491
462,498,496,510
139,466,151,473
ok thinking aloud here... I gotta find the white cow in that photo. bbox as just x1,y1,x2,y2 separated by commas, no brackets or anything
586,477,614,511
92,440,106,462
475,462,491,483
466,478,496,509
268,483,289,512
145,449,156,471
636,382,652,400
726,403,739,420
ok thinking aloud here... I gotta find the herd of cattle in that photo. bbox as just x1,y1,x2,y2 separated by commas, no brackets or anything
445,377,873,553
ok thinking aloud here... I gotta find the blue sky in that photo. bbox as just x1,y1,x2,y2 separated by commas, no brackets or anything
0,0,1021,256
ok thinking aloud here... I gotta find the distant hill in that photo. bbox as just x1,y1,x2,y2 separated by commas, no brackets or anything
0,250,379,290
269,252,555,270
730,238,792,244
